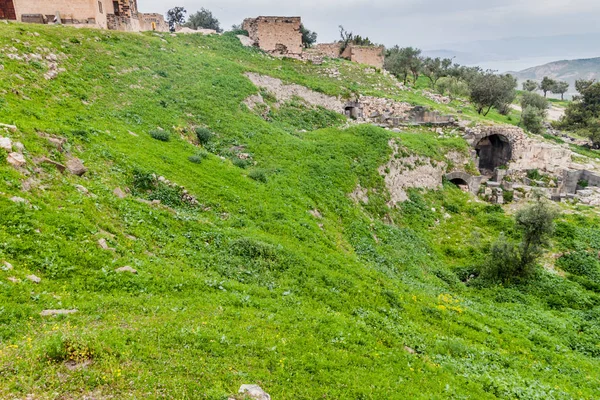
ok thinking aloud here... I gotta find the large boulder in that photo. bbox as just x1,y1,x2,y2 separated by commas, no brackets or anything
66,158,87,176
237,385,271,400
7,152,25,167
0,136,12,151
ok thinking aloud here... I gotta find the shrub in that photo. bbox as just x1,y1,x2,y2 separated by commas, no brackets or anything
189,150,210,164
248,168,267,183
527,169,542,180
195,127,213,145
522,106,545,134
521,92,548,114
132,168,156,191
232,157,251,169
149,129,170,142
481,233,523,283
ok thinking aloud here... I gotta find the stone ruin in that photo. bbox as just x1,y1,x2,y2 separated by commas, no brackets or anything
457,125,600,205
348,99,456,127
314,42,385,69
240,17,384,68
340,44,385,69
243,16,303,56
0,0,168,32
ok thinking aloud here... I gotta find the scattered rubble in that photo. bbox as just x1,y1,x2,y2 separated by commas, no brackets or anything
40,309,78,317
98,238,115,251
7,152,26,168
0,136,12,151
234,385,271,400
26,274,41,283
10,196,28,204
113,187,127,199
115,266,137,274
422,90,451,104
237,35,255,47
0,123,17,132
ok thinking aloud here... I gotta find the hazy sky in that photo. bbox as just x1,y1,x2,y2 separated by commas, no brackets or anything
138,0,600,49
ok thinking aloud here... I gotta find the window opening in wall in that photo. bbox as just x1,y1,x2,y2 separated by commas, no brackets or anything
98,1,103,14
113,1,120,16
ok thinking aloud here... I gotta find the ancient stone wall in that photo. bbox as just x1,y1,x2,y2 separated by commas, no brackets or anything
341,45,385,69
315,43,342,58
242,16,302,55
140,13,168,32
11,0,148,31
13,0,103,27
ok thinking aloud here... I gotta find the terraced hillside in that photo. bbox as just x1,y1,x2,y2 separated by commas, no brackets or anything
0,23,599,399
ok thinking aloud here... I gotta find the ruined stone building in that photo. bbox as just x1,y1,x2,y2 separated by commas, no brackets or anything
0,0,167,32
139,12,168,32
243,16,303,55
340,44,385,69
315,42,385,69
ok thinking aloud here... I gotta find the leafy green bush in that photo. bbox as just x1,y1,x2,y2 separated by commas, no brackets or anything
527,169,542,180
481,233,523,283
248,168,267,183
232,157,251,169
189,150,210,164
522,106,545,134
195,127,213,145
149,129,170,142
132,168,156,191
521,92,548,114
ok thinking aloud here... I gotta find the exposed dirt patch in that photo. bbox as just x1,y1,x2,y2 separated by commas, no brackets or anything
244,73,344,113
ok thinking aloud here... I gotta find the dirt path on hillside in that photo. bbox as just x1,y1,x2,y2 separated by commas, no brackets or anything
510,104,565,122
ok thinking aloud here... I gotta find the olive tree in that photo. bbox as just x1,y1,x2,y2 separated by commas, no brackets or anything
540,76,556,98
482,193,557,283
421,57,453,89
469,72,517,116
551,81,569,100
166,7,186,32
300,25,318,48
185,8,222,32
522,80,539,92
384,46,422,86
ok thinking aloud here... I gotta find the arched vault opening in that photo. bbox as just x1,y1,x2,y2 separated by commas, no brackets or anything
475,134,512,174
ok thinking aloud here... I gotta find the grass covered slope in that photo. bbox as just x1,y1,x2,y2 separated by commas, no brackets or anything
0,23,599,399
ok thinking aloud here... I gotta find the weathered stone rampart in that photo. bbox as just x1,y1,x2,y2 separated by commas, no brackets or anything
341,44,385,69
3,0,162,32
243,16,302,55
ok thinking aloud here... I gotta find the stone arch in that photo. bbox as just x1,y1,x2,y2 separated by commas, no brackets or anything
445,172,481,194
344,101,363,119
474,134,512,174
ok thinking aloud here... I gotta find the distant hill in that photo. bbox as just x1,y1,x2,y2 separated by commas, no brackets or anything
424,33,600,72
509,57,600,97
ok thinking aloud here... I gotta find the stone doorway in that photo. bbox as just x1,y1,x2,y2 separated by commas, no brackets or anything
475,134,512,175
0,0,16,20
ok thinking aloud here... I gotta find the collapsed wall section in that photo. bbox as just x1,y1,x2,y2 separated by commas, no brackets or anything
242,16,302,55
341,45,385,69
12,0,104,27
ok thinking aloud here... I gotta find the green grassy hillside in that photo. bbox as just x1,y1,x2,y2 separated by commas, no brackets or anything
0,23,599,399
